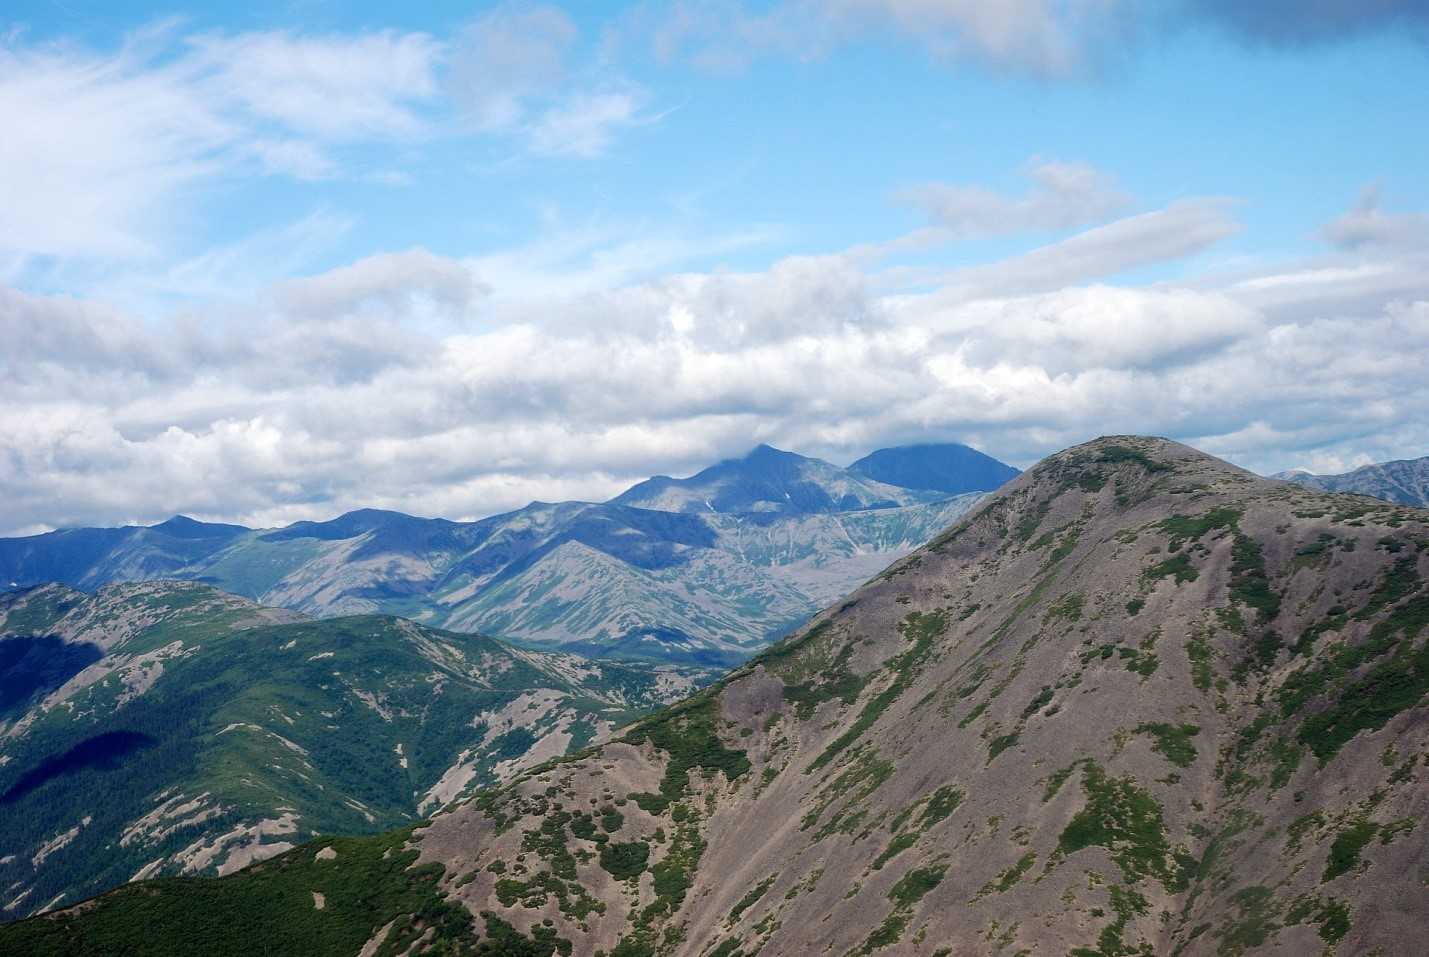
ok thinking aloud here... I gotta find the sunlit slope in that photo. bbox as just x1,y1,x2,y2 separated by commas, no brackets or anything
0,582,695,920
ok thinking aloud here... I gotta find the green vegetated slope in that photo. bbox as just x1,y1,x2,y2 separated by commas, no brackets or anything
10,435,1429,956
0,581,701,921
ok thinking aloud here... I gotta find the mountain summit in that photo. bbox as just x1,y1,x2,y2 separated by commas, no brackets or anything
608,444,948,516
847,441,1021,496
10,436,1429,956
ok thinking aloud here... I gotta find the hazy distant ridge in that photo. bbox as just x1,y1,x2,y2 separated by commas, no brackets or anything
1276,454,1429,506
0,443,1017,664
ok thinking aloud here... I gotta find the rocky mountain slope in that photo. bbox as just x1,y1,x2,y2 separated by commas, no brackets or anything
8,435,1429,956
0,444,1008,664
1277,454,1429,507
0,581,699,920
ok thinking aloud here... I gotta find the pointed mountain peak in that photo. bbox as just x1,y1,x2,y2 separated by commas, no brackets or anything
972,436,1255,529
743,442,799,461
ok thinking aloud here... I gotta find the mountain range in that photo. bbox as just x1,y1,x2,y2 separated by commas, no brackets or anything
0,443,1014,666
8,436,1429,955
0,580,701,920
1276,453,1429,507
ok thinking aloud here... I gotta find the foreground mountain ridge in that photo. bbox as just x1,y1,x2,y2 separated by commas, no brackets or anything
0,581,699,920
7,435,1429,956
0,443,1009,664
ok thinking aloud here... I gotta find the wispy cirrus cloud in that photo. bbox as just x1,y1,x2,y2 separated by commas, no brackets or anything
451,3,656,158
0,36,228,261
185,29,444,143
0,12,660,279
0,26,444,267
934,198,1243,298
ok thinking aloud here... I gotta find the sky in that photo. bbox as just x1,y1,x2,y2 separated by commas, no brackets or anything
2,0,1429,535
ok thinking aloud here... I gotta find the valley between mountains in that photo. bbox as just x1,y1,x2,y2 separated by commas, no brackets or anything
5,436,1429,956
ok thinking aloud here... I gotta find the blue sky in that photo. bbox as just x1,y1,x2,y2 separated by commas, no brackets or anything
2,1,1429,533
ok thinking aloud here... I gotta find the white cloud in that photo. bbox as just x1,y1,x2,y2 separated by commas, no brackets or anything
927,284,1259,374
271,249,487,324
898,161,1131,238
820,0,1136,73
1321,183,1429,253
0,39,227,259
187,30,443,142
451,3,578,129
526,90,648,157
450,4,655,158
938,198,1243,298
467,221,780,301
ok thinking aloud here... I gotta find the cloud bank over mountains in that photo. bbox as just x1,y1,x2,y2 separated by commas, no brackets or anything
4,180,1426,536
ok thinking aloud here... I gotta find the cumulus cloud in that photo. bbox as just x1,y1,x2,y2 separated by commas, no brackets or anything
271,249,488,324
899,161,1131,239
929,285,1259,374
0,287,176,378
